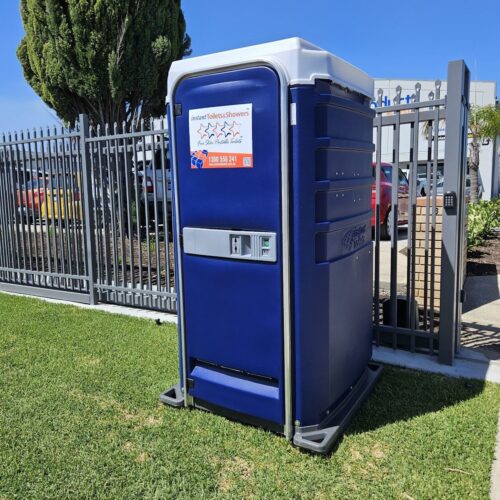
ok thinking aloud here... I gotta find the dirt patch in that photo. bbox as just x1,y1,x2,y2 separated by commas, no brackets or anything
371,443,388,459
80,356,101,367
467,232,500,276
218,457,253,493
123,441,135,452
134,414,162,430
67,388,161,426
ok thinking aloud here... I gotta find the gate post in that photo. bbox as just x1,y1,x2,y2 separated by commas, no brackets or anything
79,114,98,304
439,61,470,365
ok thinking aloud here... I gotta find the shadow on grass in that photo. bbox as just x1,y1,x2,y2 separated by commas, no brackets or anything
344,365,485,437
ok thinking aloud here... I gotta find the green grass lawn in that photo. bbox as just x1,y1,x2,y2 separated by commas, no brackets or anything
1,293,499,499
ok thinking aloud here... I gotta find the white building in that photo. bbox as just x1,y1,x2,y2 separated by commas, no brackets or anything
373,79,499,200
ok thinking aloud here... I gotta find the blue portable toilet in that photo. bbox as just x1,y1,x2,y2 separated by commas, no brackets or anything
161,38,382,453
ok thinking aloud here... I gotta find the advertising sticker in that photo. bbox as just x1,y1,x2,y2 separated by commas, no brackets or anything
189,103,253,169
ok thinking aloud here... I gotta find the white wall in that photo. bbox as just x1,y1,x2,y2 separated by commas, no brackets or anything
373,79,498,200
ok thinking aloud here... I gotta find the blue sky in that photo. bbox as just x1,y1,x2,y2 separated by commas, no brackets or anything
0,0,498,132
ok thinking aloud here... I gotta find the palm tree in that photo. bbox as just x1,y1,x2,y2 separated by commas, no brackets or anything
421,105,500,203
467,105,500,203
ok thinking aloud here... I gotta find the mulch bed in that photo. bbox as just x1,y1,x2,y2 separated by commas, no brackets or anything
467,230,500,276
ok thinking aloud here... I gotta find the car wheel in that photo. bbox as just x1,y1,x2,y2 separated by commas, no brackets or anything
381,208,392,240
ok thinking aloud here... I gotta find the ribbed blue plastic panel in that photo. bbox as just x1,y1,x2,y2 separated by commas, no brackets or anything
290,80,375,427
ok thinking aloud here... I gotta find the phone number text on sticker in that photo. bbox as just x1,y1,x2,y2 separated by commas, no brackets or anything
189,104,253,169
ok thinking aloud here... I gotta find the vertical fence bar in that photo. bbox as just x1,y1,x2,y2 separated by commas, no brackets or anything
439,61,470,365
88,131,102,296
150,122,161,308
96,126,111,294
141,120,152,299
79,114,97,304
24,131,38,279
33,130,46,284
429,88,441,338
131,125,144,306
0,142,12,278
105,125,119,301
18,132,31,280
7,134,21,277
374,90,383,343
390,87,401,345
53,128,65,288
159,121,171,302
122,126,135,299
61,134,74,290
112,123,127,292
70,133,83,290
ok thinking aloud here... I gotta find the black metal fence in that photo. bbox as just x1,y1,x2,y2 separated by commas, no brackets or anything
372,60,470,364
0,116,176,312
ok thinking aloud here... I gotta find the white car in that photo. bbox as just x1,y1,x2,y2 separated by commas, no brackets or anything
134,146,173,226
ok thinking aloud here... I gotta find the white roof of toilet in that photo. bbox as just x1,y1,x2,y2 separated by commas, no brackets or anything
167,37,373,99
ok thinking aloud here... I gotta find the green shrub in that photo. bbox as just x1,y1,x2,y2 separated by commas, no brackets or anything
467,198,500,249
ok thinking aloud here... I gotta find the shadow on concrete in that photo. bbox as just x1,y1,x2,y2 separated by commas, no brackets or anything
463,275,500,313
462,321,500,361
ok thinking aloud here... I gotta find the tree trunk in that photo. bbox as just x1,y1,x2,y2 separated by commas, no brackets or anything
468,139,481,204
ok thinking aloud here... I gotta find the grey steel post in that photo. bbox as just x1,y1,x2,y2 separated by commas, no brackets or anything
439,61,470,365
79,114,98,304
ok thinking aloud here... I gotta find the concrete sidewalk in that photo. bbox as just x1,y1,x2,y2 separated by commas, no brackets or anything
461,274,500,360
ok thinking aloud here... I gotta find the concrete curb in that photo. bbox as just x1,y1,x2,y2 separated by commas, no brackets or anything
0,290,178,325
372,346,500,384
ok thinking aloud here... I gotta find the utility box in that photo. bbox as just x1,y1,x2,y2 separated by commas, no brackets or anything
161,38,382,454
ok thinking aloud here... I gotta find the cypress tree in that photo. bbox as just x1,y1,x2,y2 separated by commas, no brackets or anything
17,0,190,127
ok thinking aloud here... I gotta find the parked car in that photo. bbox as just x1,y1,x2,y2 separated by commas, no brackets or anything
134,148,172,226
417,171,442,197
371,163,409,240
41,175,82,222
16,178,46,218
435,176,474,202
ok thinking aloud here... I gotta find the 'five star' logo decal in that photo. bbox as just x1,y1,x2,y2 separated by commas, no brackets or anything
197,120,244,141
205,123,216,139
229,121,241,137
221,121,231,138
197,123,207,139
213,122,224,139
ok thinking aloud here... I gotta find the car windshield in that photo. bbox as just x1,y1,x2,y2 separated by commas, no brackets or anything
24,179,45,189
377,165,408,186
381,165,392,180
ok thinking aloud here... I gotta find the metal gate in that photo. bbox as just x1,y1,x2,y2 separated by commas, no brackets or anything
0,117,176,312
86,117,176,311
373,60,470,365
0,125,91,302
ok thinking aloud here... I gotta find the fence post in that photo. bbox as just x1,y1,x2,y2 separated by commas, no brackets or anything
79,114,98,304
439,61,470,365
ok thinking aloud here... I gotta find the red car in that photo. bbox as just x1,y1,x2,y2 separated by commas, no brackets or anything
16,178,46,218
371,163,409,240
